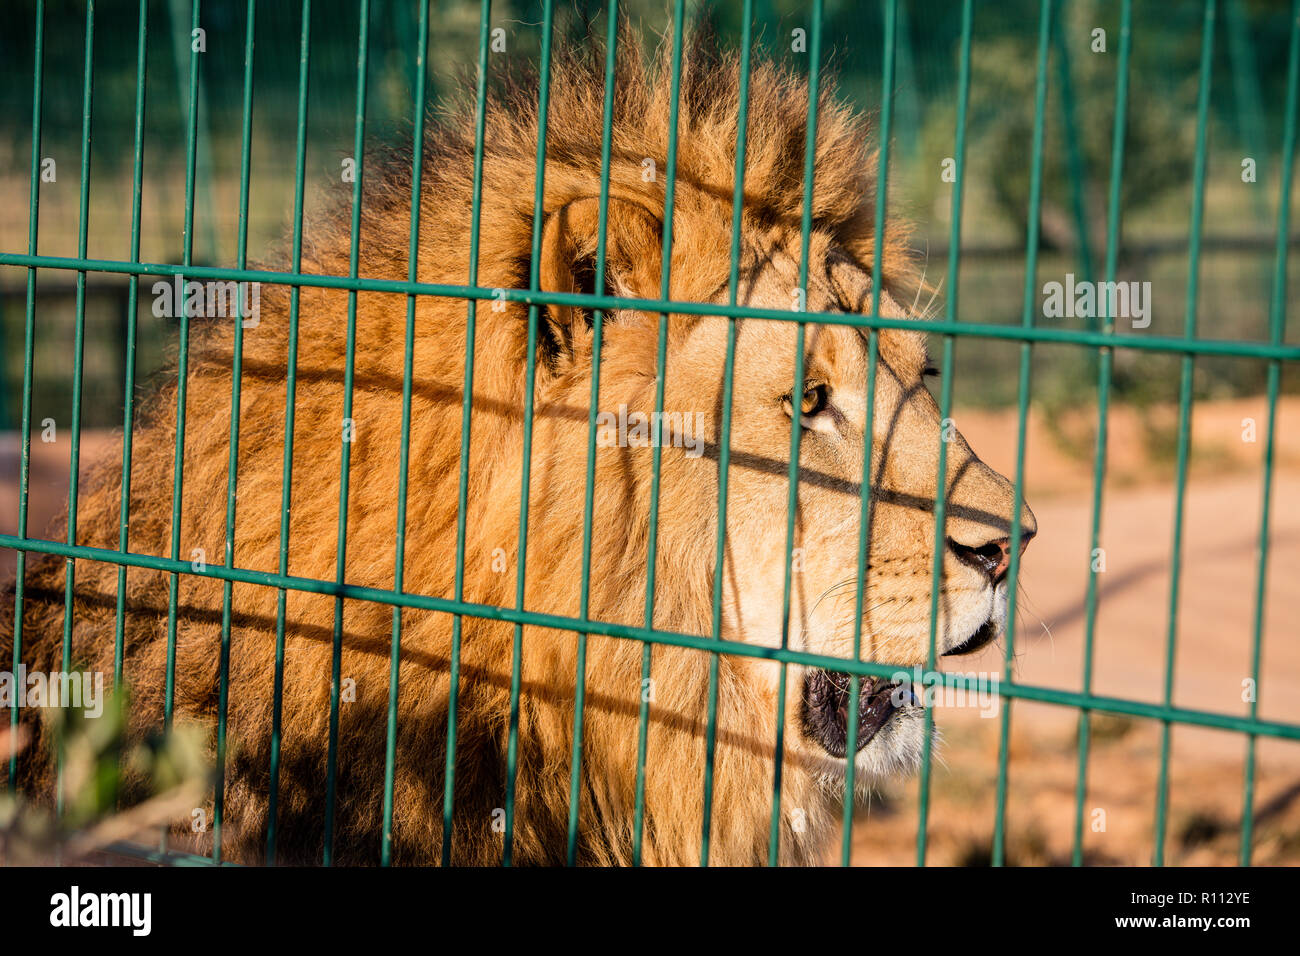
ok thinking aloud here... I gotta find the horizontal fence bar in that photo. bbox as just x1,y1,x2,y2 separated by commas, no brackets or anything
1,252,1296,361
3,227,1293,295
100,841,240,867
4,530,1297,743
928,232,1300,260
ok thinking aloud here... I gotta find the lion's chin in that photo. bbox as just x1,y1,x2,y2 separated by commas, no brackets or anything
847,705,929,783
802,709,930,794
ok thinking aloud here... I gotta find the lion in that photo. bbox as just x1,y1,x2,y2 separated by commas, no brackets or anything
4,23,1034,866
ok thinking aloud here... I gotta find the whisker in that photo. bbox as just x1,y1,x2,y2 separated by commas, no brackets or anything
920,274,946,321
1014,583,1054,657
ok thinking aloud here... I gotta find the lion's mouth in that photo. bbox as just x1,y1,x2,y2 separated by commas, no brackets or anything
943,617,1000,657
799,671,919,759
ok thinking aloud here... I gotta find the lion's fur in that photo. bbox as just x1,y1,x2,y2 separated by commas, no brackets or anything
4,21,1030,866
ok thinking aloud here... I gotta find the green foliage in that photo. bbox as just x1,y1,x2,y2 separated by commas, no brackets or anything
968,0,1192,254
0,689,209,865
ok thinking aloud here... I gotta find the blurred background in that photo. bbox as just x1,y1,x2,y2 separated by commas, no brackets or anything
1,0,1297,865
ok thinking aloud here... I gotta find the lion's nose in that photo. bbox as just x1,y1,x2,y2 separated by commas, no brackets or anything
947,530,1034,585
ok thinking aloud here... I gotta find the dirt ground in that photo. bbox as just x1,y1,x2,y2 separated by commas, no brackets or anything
3,395,1298,866
845,395,1300,866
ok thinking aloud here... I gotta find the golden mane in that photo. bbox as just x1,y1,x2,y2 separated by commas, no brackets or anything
302,19,918,306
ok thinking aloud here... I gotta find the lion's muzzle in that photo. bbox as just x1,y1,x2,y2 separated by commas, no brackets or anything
798,671,920,759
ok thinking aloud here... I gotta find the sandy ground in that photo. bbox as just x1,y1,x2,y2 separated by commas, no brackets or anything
3,396,1298,866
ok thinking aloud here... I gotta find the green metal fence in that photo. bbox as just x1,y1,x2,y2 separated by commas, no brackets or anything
2,0,1299,867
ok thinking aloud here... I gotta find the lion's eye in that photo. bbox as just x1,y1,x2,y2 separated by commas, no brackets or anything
782,383,830,423
801,384,828,416
922,364,940,378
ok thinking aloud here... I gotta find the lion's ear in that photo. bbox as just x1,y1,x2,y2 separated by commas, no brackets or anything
537,196,662,365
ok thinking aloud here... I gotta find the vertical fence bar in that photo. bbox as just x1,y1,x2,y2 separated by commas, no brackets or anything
1241,0,1299,868
1226,0,1269,194
166,0,219,263
113,0,149,695
1154,0,1216,868
382,0,431,869
764,0,823,868
323,0,370,866
266,0,311,866
503,0,555,867
628,0,685,865
647,0,685,862
988,0,1051,867
566,0,619,868
920,0,987,868
1052,0,1097,318
692,0,753,869
211,0,258,866
847,0,961,868
841,0,899,867
58,0,97,818
441,0,492,867
628,0,687,864
1071,0,1133,867
0,297,8,432
8,0,45,794
163,0,203,753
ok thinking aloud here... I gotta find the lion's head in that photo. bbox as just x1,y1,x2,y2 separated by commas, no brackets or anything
525,200,1036,784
